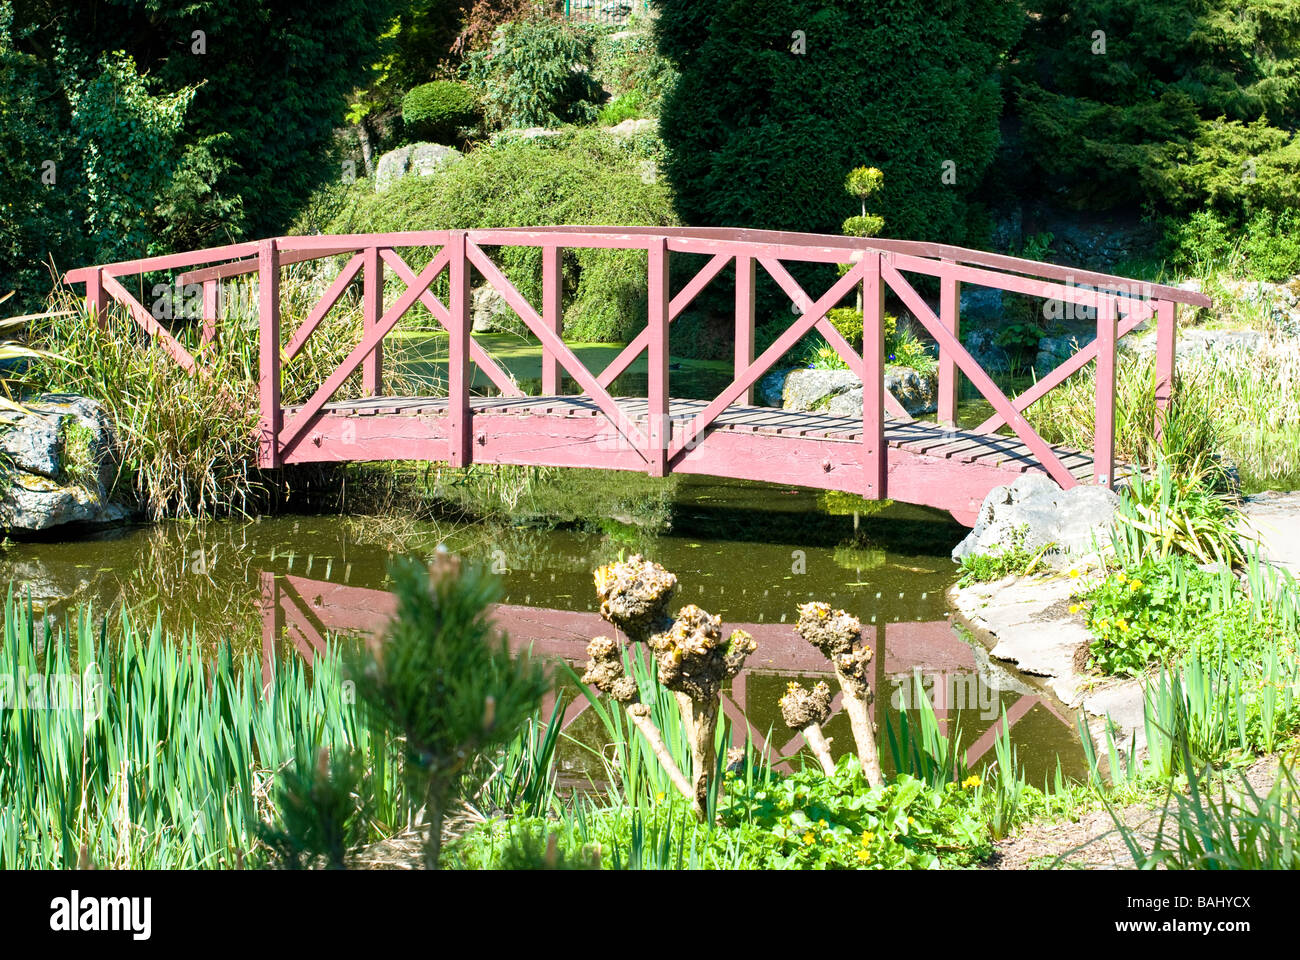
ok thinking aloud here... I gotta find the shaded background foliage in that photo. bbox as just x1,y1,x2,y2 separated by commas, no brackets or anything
6,0,1300,313
654,0,1023,243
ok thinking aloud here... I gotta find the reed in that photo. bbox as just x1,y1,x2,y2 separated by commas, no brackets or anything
1025,339,1300,493
0,590,407,868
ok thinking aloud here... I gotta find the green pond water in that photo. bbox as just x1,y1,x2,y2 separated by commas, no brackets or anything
2,336,1081,785
2,473,1088,785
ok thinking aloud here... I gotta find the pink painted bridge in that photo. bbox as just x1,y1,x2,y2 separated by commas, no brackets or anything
65,227,1209,525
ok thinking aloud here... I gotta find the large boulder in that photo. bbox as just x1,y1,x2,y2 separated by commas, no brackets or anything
0,395,128,533
471,284,520,334
961,327,1012,374
782,367,938,418
952,473,1120,568
373,142,461,193
757,368,793,407
782,369,857,411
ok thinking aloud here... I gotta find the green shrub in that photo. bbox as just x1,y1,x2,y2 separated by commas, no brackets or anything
1014,1,1300,220
1166,207,1300,282
1080,555,1298,676
956,530,1047,586
346,557,552,868
596,90,644,126
656,0,1022,240
320,129,678,342
401,80,479,143
591,27,676,113
464,17,603,129
452,759,994,870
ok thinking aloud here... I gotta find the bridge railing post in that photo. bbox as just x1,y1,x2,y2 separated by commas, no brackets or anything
938,265,961,428
542,244,563,395
647,235,670,476
258,238,282,469
448,230,472,467
85,267,105,329
1094,294,1117,489
735,253,756,404
862,251,886,499
201,279,219,345
362,245,384,396
1154,298,1177,445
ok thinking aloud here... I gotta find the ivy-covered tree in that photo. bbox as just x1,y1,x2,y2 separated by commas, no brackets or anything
0,3,81,305
1,0,403,304
655,0,1023,242
1013,0,1300,221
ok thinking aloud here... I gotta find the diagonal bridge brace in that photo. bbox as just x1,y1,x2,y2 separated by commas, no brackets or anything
466,241,650,458
278,249,450,454
668,260,869,461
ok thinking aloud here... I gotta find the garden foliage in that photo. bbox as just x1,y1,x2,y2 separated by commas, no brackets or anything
655,0,1022,241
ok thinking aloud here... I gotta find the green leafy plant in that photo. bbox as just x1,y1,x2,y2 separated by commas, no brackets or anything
464,17,603,129
256,749,371,870
956,527,1051,585
1111,458,1244,568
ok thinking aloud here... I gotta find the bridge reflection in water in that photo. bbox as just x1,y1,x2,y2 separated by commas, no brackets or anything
261,572,1086,779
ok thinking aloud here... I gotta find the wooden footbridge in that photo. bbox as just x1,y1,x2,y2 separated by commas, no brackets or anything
65,226,1208,525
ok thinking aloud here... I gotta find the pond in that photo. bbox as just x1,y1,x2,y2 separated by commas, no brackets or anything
2,471,1089,787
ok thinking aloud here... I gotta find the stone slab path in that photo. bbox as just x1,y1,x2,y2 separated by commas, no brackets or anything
1239,491,1300,577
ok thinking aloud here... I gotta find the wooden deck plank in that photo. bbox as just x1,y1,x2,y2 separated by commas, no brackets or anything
280,392,1120,488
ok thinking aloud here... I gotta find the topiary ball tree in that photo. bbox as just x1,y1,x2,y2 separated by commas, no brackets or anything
582,555,756,821
402,80,479,144
655,0,1022,242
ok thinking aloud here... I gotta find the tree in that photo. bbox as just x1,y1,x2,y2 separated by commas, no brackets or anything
346,554,552,869
655,0,1023,242
1013,0,1300,220
1,0,402,303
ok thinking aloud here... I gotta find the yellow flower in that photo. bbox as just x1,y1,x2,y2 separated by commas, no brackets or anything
1068,568,1080,579
655,792,665,802
802,832,815,846
818,819,828,828
860,831,874,844
907,817,915,825
1117,619,1129,632
962,774,982,788
1068,604,1081,615
856,848,871,862
1116,573,1127,584
1130,579,1143,591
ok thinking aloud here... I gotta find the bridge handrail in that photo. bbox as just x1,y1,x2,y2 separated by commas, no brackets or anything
64,225,1198,498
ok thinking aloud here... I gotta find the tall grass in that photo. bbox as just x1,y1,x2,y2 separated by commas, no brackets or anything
0,591,407,868
1025,341,1300,493
1099,702,1300,870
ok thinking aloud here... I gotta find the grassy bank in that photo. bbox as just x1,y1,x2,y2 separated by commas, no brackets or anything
1024,339,1300,494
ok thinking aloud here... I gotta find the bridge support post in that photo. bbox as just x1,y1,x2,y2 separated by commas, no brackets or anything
448,230,473,467
258,238,282,469
542,244,563,395
862,252,887,499
362,245,383,396
735,254,756,404
1094,295,1117,489
647,236,670,476
938,268,961,427
201,279,219,344
1154,298,1177,445
85,267,105,329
